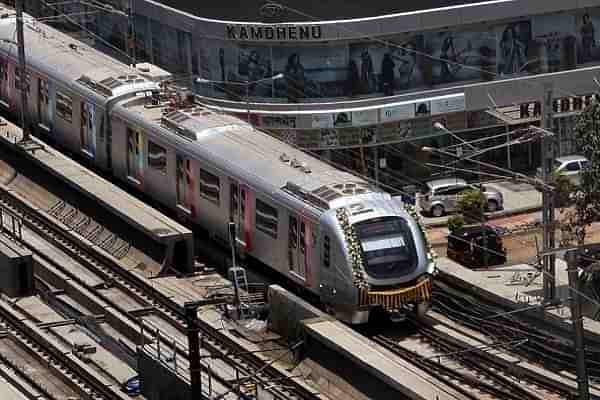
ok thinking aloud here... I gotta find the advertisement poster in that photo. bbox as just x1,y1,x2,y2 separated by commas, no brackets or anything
576,11,600,64
533,14,576,73
424,29,496,85
414,101,431,117
311,114,333,128
352,109,378,127
348,34,424,96
272,45,348,100
380,103,415,122
430,95,466,115
496,20,534,77
333,112,353,128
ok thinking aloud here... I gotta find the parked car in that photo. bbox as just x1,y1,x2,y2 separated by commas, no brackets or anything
420,178,504,217
447,225,507,267
536,155,589,187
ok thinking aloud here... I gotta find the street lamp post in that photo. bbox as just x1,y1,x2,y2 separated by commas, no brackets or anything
196,73,284,127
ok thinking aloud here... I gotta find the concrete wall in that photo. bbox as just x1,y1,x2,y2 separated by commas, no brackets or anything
138,347,190,400
267,284,327,343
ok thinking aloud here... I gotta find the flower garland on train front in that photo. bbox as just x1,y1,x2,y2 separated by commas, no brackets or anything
404,204,438,266
335,207,369,289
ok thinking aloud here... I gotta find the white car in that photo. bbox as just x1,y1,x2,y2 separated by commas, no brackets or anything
537,155,589,186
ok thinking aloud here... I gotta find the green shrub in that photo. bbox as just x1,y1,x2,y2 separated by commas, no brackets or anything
447,214,465,232
457,189,486,223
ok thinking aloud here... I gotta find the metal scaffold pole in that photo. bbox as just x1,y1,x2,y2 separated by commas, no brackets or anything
541,82,556,303
15,0,28,141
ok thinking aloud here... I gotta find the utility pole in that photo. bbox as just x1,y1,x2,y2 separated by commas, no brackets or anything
15,0,29,142
184,302,202,400
541,82,556,303
127,0,136,67
565,250,590,400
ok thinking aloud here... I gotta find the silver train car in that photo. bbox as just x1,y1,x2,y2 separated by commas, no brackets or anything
0,9,435,323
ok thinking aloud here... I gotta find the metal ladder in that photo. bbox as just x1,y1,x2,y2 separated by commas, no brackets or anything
229,266,248,293
228,266,252,319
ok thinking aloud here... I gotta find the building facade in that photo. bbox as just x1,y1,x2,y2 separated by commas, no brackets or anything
24,0,600,186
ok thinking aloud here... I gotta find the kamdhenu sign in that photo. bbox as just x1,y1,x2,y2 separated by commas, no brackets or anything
226,25,322,41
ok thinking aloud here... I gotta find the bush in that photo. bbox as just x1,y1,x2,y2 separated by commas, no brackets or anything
553,171,574,208
447,214,465,232
457,189,486,223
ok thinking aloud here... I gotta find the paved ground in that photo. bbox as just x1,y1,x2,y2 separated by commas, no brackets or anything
430,208,600,267
418,180,542,227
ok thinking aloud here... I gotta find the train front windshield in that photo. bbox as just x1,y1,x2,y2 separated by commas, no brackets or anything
353,217,418,279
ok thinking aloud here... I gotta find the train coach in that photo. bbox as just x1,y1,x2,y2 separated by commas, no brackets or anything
0,8,435,323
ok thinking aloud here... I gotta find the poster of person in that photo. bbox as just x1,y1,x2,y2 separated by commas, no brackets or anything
496,21,534,77
576,11,600,64
349,35,424,96
333,112,353,128
532,14,576,73
237,46,272,96
424,29,496,85
272,46,347,101
415,101,431,117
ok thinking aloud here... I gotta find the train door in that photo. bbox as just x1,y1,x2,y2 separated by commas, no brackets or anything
176,155,194,215
229,181,250,251
0,59,10,108
37,77,52,131
126,126,144,184
80,101,97,157
319,225,336,308
288,215,310,284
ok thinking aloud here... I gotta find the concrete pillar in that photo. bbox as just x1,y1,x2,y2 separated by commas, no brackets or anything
185,32,193,87
146,17,154,64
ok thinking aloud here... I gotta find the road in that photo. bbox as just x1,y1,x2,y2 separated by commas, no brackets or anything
419,180,542,227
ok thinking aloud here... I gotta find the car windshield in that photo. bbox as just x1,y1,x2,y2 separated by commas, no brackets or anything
353,217,418,279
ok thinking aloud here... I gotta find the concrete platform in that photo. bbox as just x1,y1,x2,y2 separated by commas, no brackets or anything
303,318,468,400
0,120,193,273
436,256,600,346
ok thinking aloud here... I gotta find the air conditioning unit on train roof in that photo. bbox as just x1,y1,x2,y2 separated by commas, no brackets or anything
135,62,172,82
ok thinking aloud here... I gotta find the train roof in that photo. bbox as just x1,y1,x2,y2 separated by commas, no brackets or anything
0,8,159,99
121,99,382,210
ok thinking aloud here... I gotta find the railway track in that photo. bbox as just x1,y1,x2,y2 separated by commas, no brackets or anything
433,280,600,379
0,300,118,400
0,185,317,399
373,312,574,400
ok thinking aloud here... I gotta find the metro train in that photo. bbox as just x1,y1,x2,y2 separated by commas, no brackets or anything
0,9,435,323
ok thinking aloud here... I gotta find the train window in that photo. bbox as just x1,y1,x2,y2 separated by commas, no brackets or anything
256,199,278,239
199,168,220,204
14,69,30,93
299,222,306,255
148,141,167,174
38,79,48,105
288,215,298,271
56,91,73,123
323,236,330,268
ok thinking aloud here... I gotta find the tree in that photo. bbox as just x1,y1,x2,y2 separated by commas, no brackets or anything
457,189,486,224
561,101,600,245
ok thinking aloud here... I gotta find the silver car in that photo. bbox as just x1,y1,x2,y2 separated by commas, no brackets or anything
536,155,589,187
420,178,504,217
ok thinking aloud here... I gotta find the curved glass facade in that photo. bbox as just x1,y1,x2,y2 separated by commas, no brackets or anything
180,8,596,103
